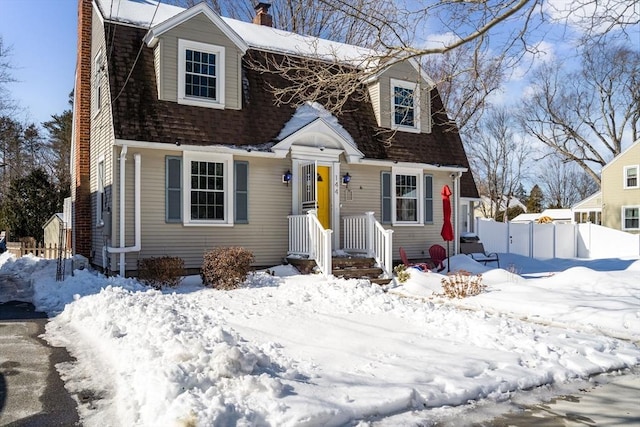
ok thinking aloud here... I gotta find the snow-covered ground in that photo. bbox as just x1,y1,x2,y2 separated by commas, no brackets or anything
1,251,639,426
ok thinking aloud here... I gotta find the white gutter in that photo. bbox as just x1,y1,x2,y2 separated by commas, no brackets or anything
107,147,141,276
358,158,467,173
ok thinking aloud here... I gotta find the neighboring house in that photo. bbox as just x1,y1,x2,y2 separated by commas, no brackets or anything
572,191,602,225
511,209,573,224
572,139,640,234
43,214,67,248
474,195,527,220
71,0,479,276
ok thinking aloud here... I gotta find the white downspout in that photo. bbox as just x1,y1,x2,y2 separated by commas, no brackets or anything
453,171,462,255
107,147,141,276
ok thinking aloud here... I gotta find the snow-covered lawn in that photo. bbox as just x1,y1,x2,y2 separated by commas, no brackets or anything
1,252,639,426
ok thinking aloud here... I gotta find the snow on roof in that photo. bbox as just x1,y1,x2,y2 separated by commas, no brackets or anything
510,213,541,223
540,208,572,219
276,101,355,145
96,0,376,65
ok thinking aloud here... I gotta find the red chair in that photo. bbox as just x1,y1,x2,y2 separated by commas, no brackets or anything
429,244,447,272
399,247,430,272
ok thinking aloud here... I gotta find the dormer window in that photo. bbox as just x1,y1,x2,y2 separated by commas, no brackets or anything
178,39,225,109
391,79,420,133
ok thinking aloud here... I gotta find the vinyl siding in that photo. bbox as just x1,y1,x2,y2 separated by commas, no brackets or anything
602,143,640,233
157,12,242,109
339,164,455,261
91,8,117,268
367,81,381,127
377,62,432,133
116,149,291,272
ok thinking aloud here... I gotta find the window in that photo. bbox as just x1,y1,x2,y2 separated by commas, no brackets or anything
97,158,105,226
390,79,420,132
168,155,247,226
93,51,103,115
424,175,433,223
396,174,418,222
182,153,233,225
623,206,639,230
190,160,225,220
382,170,424,224
624,166,638,189
178,39,225,108
166,156,182,222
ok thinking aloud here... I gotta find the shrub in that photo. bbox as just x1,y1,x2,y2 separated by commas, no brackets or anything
440,270,485,298
393,264,410,284
201,247,255,290
138,256,185,289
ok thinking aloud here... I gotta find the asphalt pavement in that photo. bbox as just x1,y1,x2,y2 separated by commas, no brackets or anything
0,301,79,426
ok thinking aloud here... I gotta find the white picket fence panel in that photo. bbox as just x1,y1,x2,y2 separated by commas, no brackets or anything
476,219,640,259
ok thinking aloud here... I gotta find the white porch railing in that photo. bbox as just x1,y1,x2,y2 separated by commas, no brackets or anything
288,210,333,277
343,212,394,279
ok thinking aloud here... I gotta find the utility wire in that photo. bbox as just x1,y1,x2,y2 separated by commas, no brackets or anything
112,0,162,104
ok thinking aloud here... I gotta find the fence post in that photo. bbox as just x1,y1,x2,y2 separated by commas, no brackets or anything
365,211,374,257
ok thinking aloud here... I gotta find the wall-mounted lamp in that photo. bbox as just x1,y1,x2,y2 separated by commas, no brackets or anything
342,172,351,186
282,170,292,185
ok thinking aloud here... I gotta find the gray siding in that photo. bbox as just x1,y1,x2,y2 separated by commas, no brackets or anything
339,163,455,261
90,8,117,268
367,82,381,127
156,12,243,109
117,149,291,271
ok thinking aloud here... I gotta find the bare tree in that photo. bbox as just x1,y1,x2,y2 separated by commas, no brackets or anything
0,35,17,116
423,42,506,133
519,41,640,185
538,155,599,208
168,0,392,47
468,108,531,221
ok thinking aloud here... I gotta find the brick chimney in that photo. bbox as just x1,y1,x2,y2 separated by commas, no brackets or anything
253,2,273,27
73,0,93,258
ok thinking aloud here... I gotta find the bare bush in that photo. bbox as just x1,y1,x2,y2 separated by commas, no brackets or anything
138,256,185,289
201,247,255,290
440,270,485,298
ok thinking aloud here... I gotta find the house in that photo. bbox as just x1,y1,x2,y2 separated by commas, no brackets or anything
572,139,640,233
511,209,573,224
572,191,602,225
474,195,527,220
71,0,479,277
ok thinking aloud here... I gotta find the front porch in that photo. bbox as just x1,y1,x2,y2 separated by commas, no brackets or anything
287,211,394,284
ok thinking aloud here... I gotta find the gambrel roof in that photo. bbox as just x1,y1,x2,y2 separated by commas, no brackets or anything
101,4,479,198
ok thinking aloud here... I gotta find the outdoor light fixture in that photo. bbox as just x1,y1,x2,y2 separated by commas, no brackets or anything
282,170,292,185
342,172,351,186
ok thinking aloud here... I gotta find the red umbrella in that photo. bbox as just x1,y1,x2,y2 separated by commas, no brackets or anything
441,185,454,272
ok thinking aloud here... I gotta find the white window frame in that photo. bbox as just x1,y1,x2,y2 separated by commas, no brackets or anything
178,39,225,109
93,50,103,117
182,152,233,226
623,165,639,189
390,78,420,133
392,167,423,225
96,156,105,227
622,206,640,231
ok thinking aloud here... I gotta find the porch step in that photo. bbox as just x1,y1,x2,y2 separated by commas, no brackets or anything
332,257,392,286
286,256,393,286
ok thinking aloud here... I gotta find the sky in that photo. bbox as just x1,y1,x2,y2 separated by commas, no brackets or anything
1,249,639,425
0,0,77,124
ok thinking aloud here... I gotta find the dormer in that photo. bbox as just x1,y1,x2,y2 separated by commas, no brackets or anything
143,3,249,110
365,59,433,134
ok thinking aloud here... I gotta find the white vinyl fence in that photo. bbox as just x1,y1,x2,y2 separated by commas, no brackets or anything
476,219,640,259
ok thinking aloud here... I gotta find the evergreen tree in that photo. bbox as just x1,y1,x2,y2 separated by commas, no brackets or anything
43,93,73,201
526,185,544,213
1,168,59,241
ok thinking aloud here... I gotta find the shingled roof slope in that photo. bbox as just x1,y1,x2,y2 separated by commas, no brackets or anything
106,23,478,198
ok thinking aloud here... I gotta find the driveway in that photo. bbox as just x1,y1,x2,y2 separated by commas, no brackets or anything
0,301,79,426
